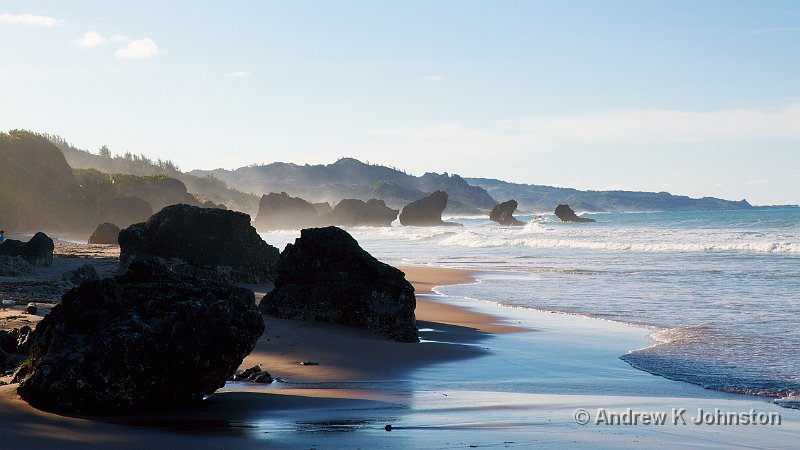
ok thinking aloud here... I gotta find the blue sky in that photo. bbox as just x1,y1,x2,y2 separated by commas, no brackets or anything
1,1,798,205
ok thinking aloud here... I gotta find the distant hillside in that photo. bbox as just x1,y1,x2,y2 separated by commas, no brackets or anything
191,158,498,214
0,130,94,232
466,178,757,213
47,135,260,215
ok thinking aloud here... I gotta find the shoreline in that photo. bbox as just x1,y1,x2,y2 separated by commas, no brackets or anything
1,252,798,448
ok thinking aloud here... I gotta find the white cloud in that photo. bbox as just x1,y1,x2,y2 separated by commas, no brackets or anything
0,13,62,27
111,34,130,42
115,38,159,59
228,70,252,77
422,75,443,82
73,31,106,48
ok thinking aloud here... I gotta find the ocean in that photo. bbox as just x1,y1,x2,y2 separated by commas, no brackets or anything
260,208,800,409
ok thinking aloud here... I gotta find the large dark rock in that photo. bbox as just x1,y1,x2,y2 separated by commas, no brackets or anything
88,222,121,244
260,226,418,343
101,196,153,228
0,232,54,267
554,204,596,223
0,255,33,276
399,191,460,226
119,204,279,283
323,199,398,227
254,192,320,231
489,200,526,226
14,258,265,412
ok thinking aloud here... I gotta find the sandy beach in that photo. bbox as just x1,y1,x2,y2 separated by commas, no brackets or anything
1,249,799,449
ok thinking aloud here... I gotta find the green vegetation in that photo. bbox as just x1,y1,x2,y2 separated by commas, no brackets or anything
46,134,259,215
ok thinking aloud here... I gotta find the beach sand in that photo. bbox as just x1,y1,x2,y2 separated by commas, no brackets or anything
0,260,516,449
2,253,798,449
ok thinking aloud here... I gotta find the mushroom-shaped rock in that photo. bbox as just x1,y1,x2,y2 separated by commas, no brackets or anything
489,200,526,226
554,204,596,223
399,191,460,227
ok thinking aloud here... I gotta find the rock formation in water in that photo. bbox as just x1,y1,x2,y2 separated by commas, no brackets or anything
14,258,264,412
554,204,596,223
489,200,526,226
0,232,54,267
118,203,279,282
88,222,121,245
260,226,418,343
398,191,460,226
253,192,320,231
101,196,154,228
323,199,398,227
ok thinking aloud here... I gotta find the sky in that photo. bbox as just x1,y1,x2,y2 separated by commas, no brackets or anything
1,1,798,205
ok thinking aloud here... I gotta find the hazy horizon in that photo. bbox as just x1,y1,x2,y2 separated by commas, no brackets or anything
2,1,799,205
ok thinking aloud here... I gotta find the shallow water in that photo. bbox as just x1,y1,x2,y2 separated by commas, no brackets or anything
260,208,800,408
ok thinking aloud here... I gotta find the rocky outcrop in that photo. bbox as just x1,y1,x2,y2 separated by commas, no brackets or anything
14,258,265,412
323,199,398,227
399,191,460,226
489,200,525,226
254,192,320,231
0,232,54,267
0,256,33,276
88,222,121,244
260,226,418,343
118,203,279,282
554,204,596,223
101,196,153,228
61,264,98,285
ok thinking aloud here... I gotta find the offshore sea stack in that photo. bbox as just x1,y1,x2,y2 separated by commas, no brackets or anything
323,199,398,227
489,200,526,226
260,226,418,343
399,191,460,226
254,192,320,231
118,203,279,282
88,222,121,244
14,258,265,412
0,232,54,267
554,204,596,223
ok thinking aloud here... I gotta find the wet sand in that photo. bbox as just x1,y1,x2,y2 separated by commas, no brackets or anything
0,262,513,449
2,254,798,449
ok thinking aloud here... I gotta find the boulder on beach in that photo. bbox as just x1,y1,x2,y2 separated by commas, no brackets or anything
61,264,98,285
398,191,460,227
88,222,121,245
260,226,418,343
118,203,279,283
14,258,265,412
489,200,526,226
323,198,398,227
0,232,54,267
101,196,154,229
253,192,320,231
554,204,596,223
0,255,33,276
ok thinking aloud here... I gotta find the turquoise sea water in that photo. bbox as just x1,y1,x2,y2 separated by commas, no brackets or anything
261,208,800,408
